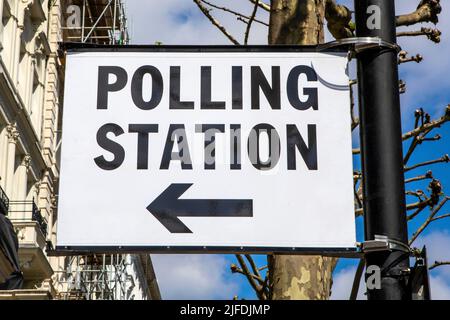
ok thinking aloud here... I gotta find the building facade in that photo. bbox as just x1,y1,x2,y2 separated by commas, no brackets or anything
0,0,159,300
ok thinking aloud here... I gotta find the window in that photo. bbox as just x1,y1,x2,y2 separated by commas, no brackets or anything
1,1,14,68
30,65,43,136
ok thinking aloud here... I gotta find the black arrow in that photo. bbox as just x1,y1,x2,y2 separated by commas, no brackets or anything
147,183,253,233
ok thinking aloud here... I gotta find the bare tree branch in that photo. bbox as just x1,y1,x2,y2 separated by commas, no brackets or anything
398,50,423,65
359,178,441,218
230,263,264,284
397,27,441,43
245,0,259,45
404,154,449,172
402,105,450,141
245,254,263,281
429,261,450,270
399,80,406,94
407,198,434,211
350,259,365,300
354,105,450,155
406,190,426,198
404,109,433,164
407,205,427,221
234,254,267,299
193,0,240,45
354,178,363,209
350,81,359,131
200,0,268,26
356,201,434,217
409,196,449,245
431,213,450,222
407,179,442,220
249,0,270,12
405,170,433,184
405,133,441,164
396,0,442,27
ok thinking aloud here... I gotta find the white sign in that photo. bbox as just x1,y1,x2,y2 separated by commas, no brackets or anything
57,48,356,252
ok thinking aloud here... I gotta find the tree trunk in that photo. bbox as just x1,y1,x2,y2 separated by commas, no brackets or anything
267,0,337,300
269,0,325,45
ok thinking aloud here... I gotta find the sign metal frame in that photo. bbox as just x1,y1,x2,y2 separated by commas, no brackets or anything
54,43,357,256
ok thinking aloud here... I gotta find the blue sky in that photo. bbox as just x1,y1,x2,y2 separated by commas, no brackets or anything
123,0,450,299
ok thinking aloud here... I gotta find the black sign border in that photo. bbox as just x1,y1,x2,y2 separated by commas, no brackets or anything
60,42,349,53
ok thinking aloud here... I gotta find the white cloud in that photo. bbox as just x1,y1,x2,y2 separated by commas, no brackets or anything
151,254,239,299
330,266,366,300
415,230,450,263
430,275,450,300
123,0,269,45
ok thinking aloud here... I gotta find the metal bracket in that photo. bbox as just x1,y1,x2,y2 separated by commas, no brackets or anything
320,37,401,60
361,235,411,254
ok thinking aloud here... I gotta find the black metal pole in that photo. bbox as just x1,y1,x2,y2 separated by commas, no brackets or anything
354,0,411,299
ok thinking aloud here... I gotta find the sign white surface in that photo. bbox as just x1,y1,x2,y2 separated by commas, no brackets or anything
57,48,356,251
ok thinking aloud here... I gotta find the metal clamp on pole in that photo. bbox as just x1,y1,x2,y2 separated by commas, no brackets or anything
320,37,401,58
361,235,411,254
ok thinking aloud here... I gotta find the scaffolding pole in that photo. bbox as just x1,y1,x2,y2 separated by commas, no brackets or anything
61,0,129,45
54,254,134,300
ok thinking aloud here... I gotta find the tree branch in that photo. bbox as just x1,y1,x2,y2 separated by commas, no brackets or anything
200,0,268,26
399,80,406,94
429,261,450,270
234,254,267,299
430,213,450,222
397,27,441,43
354,178,363,209
406,190,425,199
406,198,434,211
405,170,433,184
404,154,449,172
396,0,442,27
248,0,270,12
407,205,427,221
407,180,442,220
350,81,359,131
409,196,449,245
244,0,259,45
398,50,423,65
324,0,354,40
350,259,365,300
193,0,240,45
356,201,433,217
402,105,450,141
406,133,442,163
230,263,264,284
245,254,263,282
353,105,450,155
404,109,434,164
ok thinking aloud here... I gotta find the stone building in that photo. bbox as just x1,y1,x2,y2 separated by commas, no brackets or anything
0,0,159,300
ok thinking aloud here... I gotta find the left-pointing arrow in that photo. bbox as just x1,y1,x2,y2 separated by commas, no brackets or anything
147,183,253,233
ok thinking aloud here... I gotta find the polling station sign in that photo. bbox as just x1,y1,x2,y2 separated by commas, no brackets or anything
56,46,356,253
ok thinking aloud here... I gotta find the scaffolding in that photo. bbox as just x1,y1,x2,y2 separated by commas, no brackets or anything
53,1,139,300
54,254,135,300
61,0,129,45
